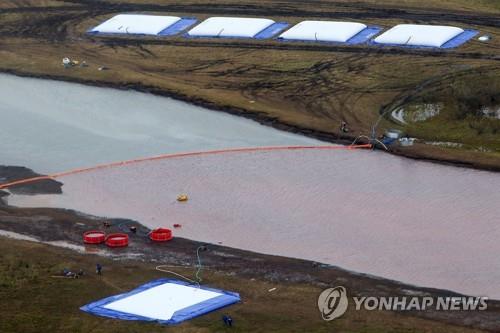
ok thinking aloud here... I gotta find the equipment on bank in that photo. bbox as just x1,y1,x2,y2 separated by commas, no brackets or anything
149,228,173,242
105,233,129,247
83,230,106,244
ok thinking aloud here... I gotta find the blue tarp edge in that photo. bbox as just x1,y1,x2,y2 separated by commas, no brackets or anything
254,22,289,39
346,26,382,44
441,29,478,48
169,293,240,324
80,278,241,325
158,17,198,36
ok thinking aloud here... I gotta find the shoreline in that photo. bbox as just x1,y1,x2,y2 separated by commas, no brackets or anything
2,69,499,173
2,236,497,332
2,202,500,330
1,166,500,330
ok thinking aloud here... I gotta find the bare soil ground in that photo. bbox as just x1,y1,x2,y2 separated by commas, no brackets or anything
0,0,499,169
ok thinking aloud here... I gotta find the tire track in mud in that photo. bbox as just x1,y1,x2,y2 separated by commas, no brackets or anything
95,38,500,61
3,2,500,28
2,2,499,60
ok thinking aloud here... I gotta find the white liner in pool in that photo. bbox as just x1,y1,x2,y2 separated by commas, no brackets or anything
103,283,221,320
279,21,367,42
81,279,240,324
90,14,181,35
373,24,464,47
188,17,275,38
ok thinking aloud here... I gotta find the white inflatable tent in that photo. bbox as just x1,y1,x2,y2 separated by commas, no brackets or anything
188,17,275,38
90,14,181,35
279,21,367,42
373,24,465,48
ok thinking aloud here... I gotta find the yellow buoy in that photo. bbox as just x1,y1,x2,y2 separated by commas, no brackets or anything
177,194,188,202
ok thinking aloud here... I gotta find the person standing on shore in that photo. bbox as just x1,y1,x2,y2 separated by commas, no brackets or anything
96,263,102,275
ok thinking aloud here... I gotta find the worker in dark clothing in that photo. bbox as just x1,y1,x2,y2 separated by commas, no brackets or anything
222,315,233,327
61,268,77,278
340,121,349,133
96,263,102,275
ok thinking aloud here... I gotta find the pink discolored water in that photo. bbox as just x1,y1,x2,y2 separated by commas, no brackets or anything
10,148,500,298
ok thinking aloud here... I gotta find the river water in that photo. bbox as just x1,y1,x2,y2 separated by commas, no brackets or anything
2,74,500,298
0,74,321,173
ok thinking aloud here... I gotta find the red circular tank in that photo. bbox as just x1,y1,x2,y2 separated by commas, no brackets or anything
105,233,129,247
149,228,173,242
83,230,106,244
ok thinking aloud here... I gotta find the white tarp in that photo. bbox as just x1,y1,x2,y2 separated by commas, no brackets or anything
91,14,181,35
188,17,275,38
373,24,464,47
279,21,367,42
103,283,223,320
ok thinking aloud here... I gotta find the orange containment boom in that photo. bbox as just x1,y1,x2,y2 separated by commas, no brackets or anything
0,144,372,190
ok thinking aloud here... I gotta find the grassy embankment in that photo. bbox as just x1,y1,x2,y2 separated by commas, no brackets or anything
0,237,488,333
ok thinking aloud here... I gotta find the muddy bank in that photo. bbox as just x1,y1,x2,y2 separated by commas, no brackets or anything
0,68,356,145
0,166,62,196
2,205,500,330
2,69,500,173
0,166,500,330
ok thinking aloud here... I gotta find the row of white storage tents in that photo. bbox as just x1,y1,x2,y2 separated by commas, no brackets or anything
89,14,478,48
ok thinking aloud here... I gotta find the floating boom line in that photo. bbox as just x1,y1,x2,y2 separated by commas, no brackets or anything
0,144,372,190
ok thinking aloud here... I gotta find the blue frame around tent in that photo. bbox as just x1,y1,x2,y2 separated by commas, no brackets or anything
254,22,289,39
158,18,198,36
80,278,241,325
